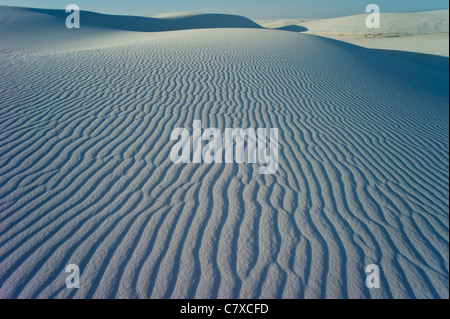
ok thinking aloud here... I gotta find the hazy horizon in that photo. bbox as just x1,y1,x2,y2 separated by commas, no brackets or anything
0,0,448,19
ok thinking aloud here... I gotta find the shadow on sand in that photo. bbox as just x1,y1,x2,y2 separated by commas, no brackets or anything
302,34,449,97
275,25,308,32
371,49,449,74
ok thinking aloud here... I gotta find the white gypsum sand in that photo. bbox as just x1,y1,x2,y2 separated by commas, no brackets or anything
257,10,450,57
0,6,448,299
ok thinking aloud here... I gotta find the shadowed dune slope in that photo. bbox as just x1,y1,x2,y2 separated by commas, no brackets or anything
22,6,262,32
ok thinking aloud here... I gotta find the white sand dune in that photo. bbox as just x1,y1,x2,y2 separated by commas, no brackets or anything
25,7,263,32
301,10,449,35
0,6,448,299
0,6,261,52
258,10,450,57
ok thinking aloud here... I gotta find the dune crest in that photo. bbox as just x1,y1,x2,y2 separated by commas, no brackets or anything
15,6,263,32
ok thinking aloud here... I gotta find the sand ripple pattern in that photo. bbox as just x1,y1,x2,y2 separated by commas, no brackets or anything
0,29,448,299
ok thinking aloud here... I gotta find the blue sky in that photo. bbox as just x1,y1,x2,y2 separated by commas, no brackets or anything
0,0,448,19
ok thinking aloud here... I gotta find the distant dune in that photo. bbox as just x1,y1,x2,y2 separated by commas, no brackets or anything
3,6,262,32
0,6,261,52
257,10,450,57
301,10,449,35
0,6,448,299
258,10,449,35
